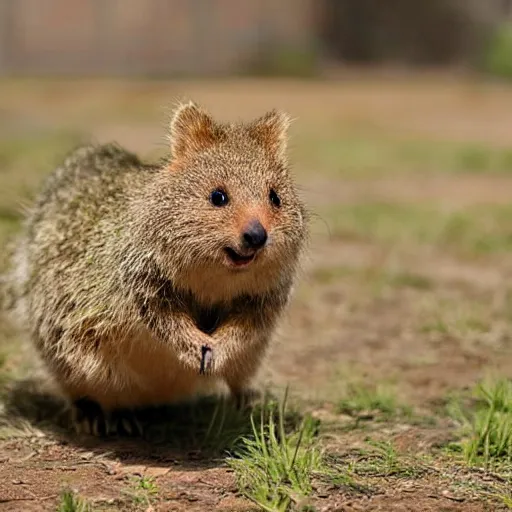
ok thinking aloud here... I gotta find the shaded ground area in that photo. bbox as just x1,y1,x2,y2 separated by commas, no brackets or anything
1,75,512,511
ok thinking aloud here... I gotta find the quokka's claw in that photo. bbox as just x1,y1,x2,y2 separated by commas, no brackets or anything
199,345,214,376
111,409,144,437
71,398,107,437
71,399,144,437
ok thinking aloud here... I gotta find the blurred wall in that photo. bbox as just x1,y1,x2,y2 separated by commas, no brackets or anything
0,0,316,76
1,0,510,77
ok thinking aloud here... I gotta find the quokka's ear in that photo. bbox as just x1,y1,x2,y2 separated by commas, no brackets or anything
246,109,292,160
168,101,225,160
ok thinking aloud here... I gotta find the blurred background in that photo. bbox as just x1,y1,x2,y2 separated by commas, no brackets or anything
2,1,512,508
0,0,512,76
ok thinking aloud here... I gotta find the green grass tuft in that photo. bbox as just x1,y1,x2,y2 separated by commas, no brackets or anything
448,379,512,468
337,382,411,421
227,390,326,512
136,476,158,493
500,491,512,509
57,489,92,512
349,440,425,479
127,476,159,506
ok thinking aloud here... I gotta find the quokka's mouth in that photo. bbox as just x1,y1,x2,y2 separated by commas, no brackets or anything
224,247,256,268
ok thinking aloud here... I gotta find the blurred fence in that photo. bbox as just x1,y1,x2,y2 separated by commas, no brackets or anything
0,0,316,76
0,0,511,77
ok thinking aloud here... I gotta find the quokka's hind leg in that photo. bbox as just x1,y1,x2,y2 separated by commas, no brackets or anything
109,408,144,437
71,398,108,437
71,398,143,437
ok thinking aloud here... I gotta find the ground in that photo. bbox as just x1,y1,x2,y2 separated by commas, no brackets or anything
1,73,512,511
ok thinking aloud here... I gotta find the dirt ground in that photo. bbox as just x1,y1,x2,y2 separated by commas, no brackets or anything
1,74,512,511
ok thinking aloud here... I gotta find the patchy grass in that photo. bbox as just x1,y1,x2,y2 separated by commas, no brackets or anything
311,264,433,292
448,379,512,468
0,130,84,256
337,382,412,422
0,131,82,169
500,490,512,509
310,265,355,285
0,130,84,194
323,202,512,256
57,489,92,512
227,392,328,512
348,440,426,479
136,475,158,493
384,271,433,290
126,475,159,507
295,130,512,178
419,299,493,343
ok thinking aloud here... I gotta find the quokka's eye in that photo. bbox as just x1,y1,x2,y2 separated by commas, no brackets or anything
210,189,229,207
269,189,281,208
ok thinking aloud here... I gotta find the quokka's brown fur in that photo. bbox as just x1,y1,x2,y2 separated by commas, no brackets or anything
4,101,308,427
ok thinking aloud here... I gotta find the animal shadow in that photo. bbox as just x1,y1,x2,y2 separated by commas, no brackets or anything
1,377,304,467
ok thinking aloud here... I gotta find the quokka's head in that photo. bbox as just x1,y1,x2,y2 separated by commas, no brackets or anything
137,101,308,300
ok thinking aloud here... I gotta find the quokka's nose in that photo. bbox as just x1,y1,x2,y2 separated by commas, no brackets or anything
242,220,268,250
